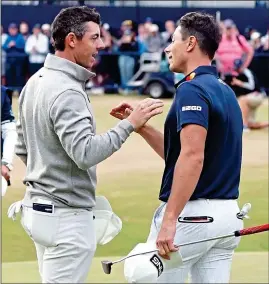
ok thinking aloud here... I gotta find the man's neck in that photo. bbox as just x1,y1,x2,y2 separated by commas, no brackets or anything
184,58,212,76
55,50,76,64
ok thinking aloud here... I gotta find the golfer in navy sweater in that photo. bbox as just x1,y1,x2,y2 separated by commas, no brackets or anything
111,12,244,283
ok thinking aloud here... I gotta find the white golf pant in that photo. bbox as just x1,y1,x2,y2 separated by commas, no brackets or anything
21,205,96,283
147,199,243,283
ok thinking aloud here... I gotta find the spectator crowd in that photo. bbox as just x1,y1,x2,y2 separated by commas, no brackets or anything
1,22,53,89
1,17,269,93
1,18,177,91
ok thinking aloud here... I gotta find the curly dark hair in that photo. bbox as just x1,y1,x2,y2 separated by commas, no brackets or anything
51,6,101,51
178,12,222,60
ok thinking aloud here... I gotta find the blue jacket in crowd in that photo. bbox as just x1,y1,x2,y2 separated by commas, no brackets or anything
2,34,25,54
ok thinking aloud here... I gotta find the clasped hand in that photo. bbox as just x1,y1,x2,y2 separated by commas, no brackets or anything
110,98,164,131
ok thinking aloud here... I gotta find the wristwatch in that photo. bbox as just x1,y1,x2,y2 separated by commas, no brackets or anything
2,161,13,171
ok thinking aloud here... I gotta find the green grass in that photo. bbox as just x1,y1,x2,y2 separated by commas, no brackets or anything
238,166,268,251
2,253,269,283
2,167,268,262
1,96,268,282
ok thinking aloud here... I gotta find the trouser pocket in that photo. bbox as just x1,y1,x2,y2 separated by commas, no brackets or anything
31,209,60,247
21,206,32,238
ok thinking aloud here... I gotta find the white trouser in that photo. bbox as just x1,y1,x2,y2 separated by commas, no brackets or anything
21,205,96,283
147,199,243,283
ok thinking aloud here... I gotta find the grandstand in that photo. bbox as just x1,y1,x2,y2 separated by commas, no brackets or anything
1,0,268,7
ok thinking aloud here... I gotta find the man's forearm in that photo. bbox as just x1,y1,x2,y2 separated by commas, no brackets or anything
62,119,134,170
162,153,204,223
137,124,164,159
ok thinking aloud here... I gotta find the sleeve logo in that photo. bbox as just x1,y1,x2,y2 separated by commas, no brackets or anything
182,106,202,111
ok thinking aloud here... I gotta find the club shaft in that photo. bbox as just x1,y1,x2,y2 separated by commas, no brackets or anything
113,249,159,264
113,233,235,264
176,233,235,248
111,224,269,265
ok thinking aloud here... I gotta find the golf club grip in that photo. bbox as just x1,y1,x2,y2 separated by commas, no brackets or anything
235,224,269,236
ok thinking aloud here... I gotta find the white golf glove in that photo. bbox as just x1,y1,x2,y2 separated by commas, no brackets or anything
237,203,251,220
7,200,23,221
94,196,122,245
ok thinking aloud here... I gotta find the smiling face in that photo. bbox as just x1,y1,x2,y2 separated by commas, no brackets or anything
165,25,191,73
165,12,222,73
51,6,104,70
66,21,105,69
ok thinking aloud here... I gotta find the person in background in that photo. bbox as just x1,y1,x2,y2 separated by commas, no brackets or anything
230,59,268,131
136,23,148,54
1,85,17,191
244,25,255,41
144,24,163,53
1,25,8,45
25,23,49,76
218,20,224,32
41,23,54,53
117,20,138,93
159,51,170,73
261,28,269,51
1,26,8,84
161,20,176,46
144,17,153,34
91,23,114,87
100,23,113,51
249,31,263,52
215,19,254,77
20,21,30,41
2,23,26,89
41,23,51,37
19,21,30,82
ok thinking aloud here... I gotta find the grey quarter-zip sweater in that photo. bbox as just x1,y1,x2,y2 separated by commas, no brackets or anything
16,54,134,209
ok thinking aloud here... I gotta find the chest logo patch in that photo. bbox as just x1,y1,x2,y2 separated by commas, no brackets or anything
182,106,202,111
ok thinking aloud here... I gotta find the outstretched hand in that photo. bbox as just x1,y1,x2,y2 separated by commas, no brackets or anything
110,98,164,131
110,102,134,120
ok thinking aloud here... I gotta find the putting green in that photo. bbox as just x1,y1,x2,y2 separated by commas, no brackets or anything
1,96,268,283
2,253,268,283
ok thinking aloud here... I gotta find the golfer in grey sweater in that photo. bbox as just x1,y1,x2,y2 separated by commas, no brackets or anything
15,6,163,283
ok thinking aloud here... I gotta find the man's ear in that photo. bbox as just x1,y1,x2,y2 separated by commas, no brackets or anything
65,32,77,48
186,36,197,52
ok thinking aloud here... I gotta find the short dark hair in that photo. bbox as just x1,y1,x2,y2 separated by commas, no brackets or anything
51,6,101,51
178,12,221,60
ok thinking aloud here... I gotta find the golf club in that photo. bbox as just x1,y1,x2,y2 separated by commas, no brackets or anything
101,223,269,274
